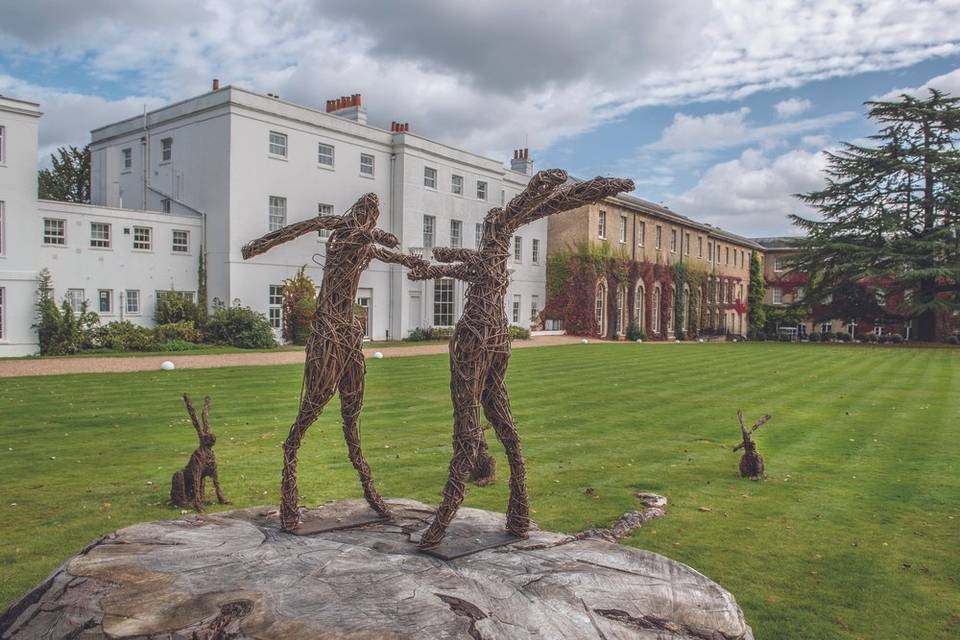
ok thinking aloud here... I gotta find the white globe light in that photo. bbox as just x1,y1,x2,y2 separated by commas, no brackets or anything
581,338,589,344
160,361,176,371
698,338,704,343
635,338,642,343
373,351,384,359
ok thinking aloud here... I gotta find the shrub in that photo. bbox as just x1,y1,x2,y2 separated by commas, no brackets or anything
154,292,200,325
95,321,156,352
153,321,202,344
838,332,852,342
625,320,644,342
808,332,821,342
508,325,531,340
879,334,892,344
946,335,959,345
866,333,879,343
282,267,317,344
155,339,198,352
203,306,276,349
890,333,904,344
431,327,454,340
779,333,792,342
407,326,434,342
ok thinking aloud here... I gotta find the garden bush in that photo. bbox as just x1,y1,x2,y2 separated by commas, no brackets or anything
808,332,821,342
154,339,199,352
625,320,645,342
946,335,959,345
202,306,276,349
838,332,852,342
154,292,200,325
431,327,454,340
890,333,904,344
153,321,202,344
866,333,879,343
508,325,531,340
94,321,156,352
407,326,434,342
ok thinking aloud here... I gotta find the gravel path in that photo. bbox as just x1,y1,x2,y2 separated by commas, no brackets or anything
0,335,582,378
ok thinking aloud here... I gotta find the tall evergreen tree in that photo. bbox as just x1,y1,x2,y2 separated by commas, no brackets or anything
791,90,960,341
746,250,766,337
38,145,91,203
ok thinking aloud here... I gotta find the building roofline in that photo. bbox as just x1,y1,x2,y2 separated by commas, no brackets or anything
89,85,518,175
0,94,42,116
37,198,202,220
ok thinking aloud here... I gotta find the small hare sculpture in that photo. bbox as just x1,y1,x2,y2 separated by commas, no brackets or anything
733,410,771,480
170,394,230,512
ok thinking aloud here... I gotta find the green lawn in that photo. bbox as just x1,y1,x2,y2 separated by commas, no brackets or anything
1,343,958,638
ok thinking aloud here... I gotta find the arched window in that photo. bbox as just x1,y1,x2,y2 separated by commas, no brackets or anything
669,285,676,334
595,281,607,336
634,283,645,332
616,285,626,336
682,285,690,331
652,286,661,334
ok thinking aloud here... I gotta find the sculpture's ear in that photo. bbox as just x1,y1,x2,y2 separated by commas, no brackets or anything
201,396,212,433
183,394,204,437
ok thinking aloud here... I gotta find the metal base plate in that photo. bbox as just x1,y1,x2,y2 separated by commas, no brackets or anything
290,502,387,536
415,517,523,560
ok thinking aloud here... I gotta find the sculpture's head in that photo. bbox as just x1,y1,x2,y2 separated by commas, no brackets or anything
201,432,216,447
345,193,381,230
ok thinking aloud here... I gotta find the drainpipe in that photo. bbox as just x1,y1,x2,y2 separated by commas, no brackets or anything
388,151,397,340
142,105,149,210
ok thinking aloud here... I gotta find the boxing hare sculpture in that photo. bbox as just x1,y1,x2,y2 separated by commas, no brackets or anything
407,170,634,547
242,193,428,531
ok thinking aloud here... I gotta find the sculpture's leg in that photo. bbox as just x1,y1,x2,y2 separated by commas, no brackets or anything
211,462,230,504
192,464,205,512
469,428,497,487
280,331,341,531
419,341,485,548
481,350,530,538
339,326,390,517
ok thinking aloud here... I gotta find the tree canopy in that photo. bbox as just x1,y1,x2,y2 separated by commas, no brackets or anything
38,145,91,203
790,90,960,341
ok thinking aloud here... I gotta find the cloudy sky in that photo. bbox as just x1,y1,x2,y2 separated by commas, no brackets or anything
2,0,960,236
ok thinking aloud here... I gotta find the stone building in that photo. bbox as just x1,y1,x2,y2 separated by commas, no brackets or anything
545,193,762,340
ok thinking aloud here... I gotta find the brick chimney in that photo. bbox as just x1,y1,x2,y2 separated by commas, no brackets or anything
389,121,410,133
212,78,220,91
325,93,367,125
510,148,533,175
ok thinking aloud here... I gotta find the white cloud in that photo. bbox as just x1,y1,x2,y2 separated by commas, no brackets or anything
669,147,830,236
774,97,812,118
873,67,960,101
645,108,854,152
0,1,959,162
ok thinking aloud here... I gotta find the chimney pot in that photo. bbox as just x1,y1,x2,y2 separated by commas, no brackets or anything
212,78,220,91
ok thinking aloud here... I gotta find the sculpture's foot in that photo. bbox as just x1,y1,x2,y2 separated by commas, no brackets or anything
506,515,530,539
369,499,391,519
417,520,446,549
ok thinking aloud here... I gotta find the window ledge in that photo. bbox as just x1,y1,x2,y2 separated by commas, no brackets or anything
42,243,68,248
89,246,113,251
317,164,335,171
359,173,375,179
268,154,288,162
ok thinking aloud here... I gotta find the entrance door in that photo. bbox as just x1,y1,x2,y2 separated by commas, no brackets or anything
356,289,372,340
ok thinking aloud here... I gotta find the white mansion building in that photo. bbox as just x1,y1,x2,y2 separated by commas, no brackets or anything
0,84,546,357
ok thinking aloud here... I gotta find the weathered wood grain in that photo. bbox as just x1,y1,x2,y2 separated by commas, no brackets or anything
1,499,753,639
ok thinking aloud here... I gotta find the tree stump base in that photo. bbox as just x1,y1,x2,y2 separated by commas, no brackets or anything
0,499,753,639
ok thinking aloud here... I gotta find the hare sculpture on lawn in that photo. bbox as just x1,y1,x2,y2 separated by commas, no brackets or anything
170,393,230,512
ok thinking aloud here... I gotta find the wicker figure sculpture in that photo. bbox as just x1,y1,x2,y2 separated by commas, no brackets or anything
170,394,230,512
733,410,772,480
408,171,634,547
242,193,427,531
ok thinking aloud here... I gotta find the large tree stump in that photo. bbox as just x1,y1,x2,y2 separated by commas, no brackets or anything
0,499,753,639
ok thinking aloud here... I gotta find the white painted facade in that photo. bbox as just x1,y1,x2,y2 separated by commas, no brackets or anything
89,86,543,342
0,96,203,357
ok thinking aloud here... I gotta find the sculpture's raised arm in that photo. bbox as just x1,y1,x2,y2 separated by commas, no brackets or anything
241,215,341,259
433,247,477,263
508,176,635,231
407,261,475,282
370,245,430,270
372,228,400,248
